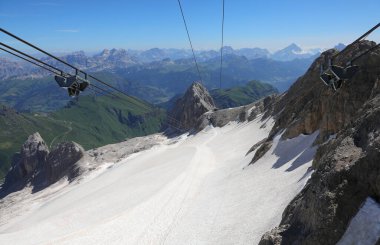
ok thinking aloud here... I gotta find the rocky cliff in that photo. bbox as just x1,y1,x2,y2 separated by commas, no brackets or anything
251,40,380,165
270,40,380,142
0,133,84,197
168,81,278,132
257,40,380,244
169,82,216,131
260,94,380,245
196,94,278,131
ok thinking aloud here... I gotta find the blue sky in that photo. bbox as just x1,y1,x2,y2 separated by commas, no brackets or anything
1,0,380,53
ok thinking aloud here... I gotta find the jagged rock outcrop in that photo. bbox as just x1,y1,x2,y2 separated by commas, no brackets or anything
0,133,84,197
251,40,380,165
169,82,216,131
270,40,380,142
44,142,84,185
196,94,278,131
0,133,49,193
257,40,380,244
259,93,380,245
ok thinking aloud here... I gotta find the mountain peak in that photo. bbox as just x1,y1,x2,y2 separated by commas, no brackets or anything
271,43,315,61
169,82,216,131
284,43,302,51
334,43,346,51
99,49,110,57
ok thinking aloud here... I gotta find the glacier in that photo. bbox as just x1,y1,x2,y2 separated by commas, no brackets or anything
0,115,317,244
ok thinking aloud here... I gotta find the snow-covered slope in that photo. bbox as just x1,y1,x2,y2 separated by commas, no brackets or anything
338,197,380,245
0,115,316,244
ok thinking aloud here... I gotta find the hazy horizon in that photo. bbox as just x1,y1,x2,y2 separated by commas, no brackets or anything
0,42,341,58
1,0,380,53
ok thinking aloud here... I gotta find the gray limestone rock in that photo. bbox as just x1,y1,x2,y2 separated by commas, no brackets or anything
45,142,85,184
258,41,380,245
0,133,49,194
169,82,216,131
0,133,85,197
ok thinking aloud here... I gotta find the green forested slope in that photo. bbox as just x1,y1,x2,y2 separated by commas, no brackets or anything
0,95,165,179
210,80,278,108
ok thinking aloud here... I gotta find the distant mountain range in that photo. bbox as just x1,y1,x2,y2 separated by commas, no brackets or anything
0,43,327,81
0,43,344,111
0,54,315,112
158,80,278,111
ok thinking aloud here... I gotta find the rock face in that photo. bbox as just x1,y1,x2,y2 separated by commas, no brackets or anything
44,142,84,185
196,94,278,131
259,94,380,245
0,133,84,197
257,40,380,244
1,133,49,192
271,40,380,142
251,41,380,164
169,82,216,131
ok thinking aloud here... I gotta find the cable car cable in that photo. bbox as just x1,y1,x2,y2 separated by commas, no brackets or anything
219,0,225,89
87,86,112,97
89,84,117,97
0,28,86,76
0,28,185,112
0,42,64,75
0,47,62,76
176,0,203,83
332,22,380,61
0,28,134,99
350,43,380,65
0,45,118,98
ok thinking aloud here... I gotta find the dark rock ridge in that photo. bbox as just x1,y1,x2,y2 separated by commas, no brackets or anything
1,133,49,192
169,82,216,131
251,40,380,165
272,40,380,142
44,142,85,186
257,40,380,244
196,94,278,131
168,80,279,133
259,94,380,245
0,133,84,198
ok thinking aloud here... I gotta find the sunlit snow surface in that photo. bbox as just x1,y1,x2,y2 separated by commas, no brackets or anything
338,197,380,245
0,115,318,244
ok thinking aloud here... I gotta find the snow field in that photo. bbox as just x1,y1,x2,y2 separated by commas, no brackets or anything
0,116,318,244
